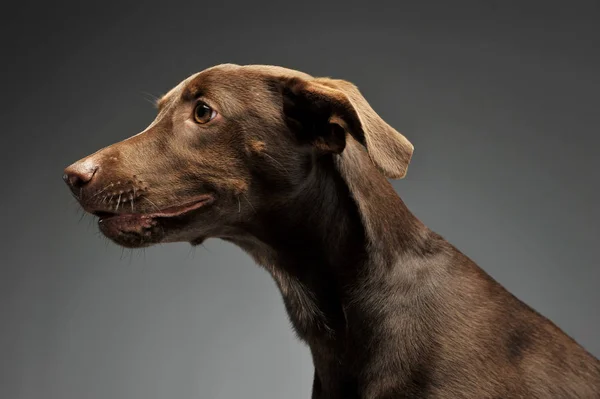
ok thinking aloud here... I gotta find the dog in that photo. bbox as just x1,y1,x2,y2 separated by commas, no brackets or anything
64,64,600,398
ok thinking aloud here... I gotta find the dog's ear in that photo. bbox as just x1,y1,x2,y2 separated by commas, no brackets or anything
281,76,413,179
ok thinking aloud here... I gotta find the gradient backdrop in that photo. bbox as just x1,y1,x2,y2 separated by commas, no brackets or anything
1,2,599,398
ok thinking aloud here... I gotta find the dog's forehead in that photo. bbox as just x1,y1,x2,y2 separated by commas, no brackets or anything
157,64,313,109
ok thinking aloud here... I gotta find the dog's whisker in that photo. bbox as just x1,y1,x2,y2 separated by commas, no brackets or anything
90,183,113,199
142,196,161,213
262,151,290,174
139,91,160,107
115,194,122,211
132,187,137,209
200,243,212,254
141,197,166,236
242,194,256,213
87,214,94,229
186,245,196,260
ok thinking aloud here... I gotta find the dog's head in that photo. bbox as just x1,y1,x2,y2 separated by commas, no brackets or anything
64,64,413,248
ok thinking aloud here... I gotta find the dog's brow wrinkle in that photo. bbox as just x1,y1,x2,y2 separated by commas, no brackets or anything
182,86,203,103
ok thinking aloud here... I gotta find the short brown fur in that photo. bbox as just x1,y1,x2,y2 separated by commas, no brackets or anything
64,64,600,398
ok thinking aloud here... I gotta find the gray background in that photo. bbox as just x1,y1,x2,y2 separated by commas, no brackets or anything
1,1,599,398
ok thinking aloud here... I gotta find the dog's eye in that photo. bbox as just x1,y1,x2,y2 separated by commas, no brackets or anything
194,102,217,124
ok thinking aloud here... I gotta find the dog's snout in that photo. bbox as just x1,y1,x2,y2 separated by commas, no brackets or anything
63,159,99,190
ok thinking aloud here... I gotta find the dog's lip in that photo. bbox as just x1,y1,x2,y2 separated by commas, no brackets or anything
94,194,215,222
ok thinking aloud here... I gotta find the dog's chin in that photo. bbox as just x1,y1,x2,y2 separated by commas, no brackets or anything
98,213,163,248
96,194,215,248
189,236,207,246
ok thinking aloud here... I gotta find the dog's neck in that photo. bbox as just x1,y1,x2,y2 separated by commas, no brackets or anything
227,144,437,342
225,146,450,396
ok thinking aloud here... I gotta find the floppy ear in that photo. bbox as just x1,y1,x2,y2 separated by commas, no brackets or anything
281,76,414,179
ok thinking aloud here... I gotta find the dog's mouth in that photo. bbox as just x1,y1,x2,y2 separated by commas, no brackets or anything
94,194,215,247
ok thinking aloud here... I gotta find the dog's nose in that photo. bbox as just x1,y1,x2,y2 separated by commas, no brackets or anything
63,160,99,189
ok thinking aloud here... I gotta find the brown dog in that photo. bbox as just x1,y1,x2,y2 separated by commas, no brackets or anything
64,64,600,398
